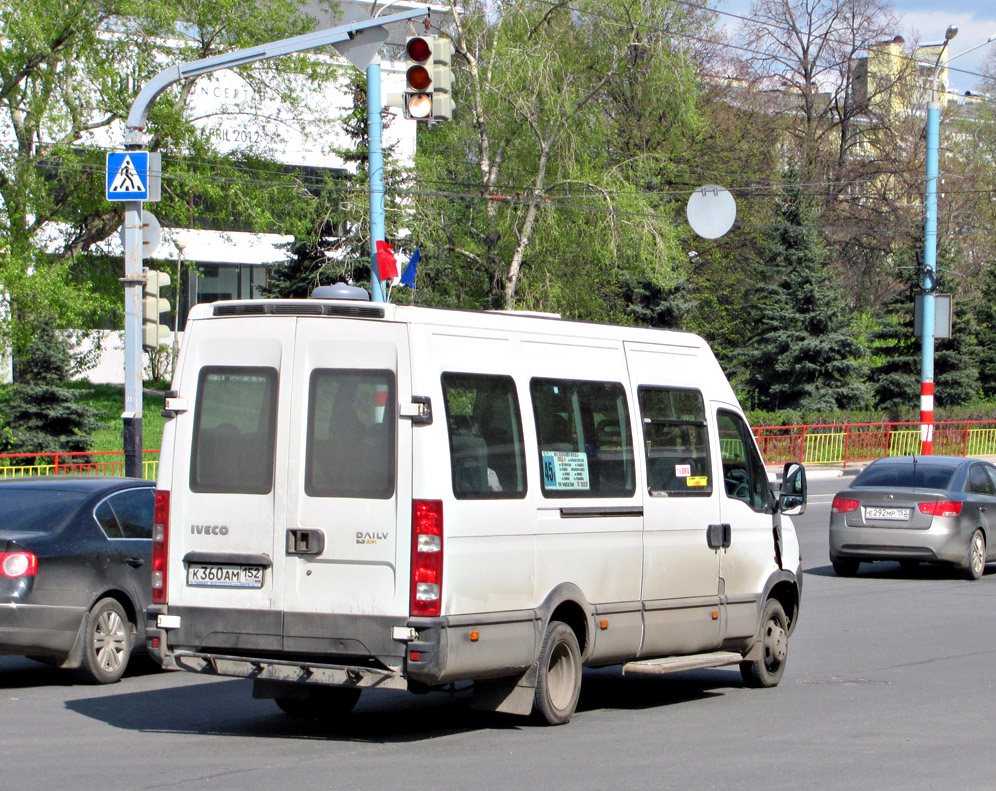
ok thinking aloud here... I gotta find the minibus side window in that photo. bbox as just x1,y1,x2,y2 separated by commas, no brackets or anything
190,367,278,494
305,369,396,499
530,378,635,498
442,373,527,499
717,410,769,512
639,387,712,497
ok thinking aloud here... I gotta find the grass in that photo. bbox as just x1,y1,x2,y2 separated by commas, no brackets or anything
65,381,165,453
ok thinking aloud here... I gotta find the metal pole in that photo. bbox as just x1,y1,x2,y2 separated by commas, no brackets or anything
368,60,387,303
920,99,940,455
122,199,145,477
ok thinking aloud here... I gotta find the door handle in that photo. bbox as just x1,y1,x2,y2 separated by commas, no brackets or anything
707,524,731,550
286,529,326,556
125,557,145,568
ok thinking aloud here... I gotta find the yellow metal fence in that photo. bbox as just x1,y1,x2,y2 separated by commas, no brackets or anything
0,451,159,480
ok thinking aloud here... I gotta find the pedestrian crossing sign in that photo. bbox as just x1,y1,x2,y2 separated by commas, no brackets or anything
106,151,161,202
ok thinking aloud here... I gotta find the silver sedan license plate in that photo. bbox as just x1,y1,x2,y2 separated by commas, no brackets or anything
186,563,264,589
865,506,911,521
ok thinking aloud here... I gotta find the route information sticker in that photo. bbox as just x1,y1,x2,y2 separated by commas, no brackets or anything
541,451,590,491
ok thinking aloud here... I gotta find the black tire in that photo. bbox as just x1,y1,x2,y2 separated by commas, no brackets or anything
74,597,133,684
831,557,860,577
963,529,986,581
533,620,582,725
740,599,789,689
275,686,361,718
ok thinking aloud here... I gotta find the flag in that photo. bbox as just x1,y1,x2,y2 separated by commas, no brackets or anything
399,248,420,287
375,239,398,280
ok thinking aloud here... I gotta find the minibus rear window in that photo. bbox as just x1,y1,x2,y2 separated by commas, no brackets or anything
305,369,396,499
531,378,635,498
190,367,278,494
442,373,527,499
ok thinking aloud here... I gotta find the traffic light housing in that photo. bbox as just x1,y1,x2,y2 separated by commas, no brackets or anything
142,268,171,351
403,36,452,121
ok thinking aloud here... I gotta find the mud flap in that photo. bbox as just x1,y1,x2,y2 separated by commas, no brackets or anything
470,665,538,716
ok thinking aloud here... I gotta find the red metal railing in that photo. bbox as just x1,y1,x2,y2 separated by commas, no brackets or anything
753,420,996,468
0,449,160,479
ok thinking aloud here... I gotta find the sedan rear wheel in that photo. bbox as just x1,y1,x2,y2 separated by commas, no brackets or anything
74,597,133,684
831,557,860,577
964,529,986,581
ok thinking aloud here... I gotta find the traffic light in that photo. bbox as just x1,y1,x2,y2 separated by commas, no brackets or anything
403,36,453,121
142,268,171,351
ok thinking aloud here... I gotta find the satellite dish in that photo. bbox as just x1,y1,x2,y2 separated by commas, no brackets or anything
686,185,737,239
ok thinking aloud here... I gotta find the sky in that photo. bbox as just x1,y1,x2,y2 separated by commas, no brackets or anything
719,0,996,94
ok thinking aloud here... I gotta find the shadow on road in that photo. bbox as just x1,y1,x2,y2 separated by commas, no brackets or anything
805,561,989,581
57,666,737,741
0,654,163,690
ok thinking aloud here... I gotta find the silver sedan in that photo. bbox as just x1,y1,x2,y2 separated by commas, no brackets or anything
829,456,995,580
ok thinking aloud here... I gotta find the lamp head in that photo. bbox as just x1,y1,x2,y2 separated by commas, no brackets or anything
945,25,959,41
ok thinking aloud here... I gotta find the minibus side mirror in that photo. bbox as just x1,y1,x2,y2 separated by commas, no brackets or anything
779,462,807,515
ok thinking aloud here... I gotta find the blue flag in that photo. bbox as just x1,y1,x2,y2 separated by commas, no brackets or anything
399,248,420,287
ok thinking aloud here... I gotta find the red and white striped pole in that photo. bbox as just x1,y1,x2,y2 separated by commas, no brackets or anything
920,380,934,455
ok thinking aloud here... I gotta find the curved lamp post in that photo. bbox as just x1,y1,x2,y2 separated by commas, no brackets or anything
919,28,995,454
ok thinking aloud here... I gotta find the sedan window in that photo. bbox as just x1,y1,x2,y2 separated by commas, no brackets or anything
853,463,955,490
967,465,995,496
0,489,87,533
94,489,154,540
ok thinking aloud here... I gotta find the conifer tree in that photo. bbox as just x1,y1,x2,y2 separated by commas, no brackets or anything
742,172,869,411
870,238,981,413
0,321,99,454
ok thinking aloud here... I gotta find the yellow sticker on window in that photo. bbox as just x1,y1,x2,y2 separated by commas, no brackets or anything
687,476,709,487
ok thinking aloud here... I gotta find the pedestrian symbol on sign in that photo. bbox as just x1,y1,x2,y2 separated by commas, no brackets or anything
109,155,144,193
106,151,158,202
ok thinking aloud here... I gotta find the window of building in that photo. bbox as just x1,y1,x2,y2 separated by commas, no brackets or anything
442,373,527,499
530,378,635,498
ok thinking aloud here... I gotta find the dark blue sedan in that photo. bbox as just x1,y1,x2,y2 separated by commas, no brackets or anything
0,476,154,683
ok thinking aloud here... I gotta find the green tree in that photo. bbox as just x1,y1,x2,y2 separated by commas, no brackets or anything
408,0,704,316
0,320,99,454
869,239,981,413
0,0,340,370
742,173,869,411
974,264,996,399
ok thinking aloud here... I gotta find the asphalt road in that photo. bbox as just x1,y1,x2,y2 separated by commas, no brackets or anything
3,475,995,791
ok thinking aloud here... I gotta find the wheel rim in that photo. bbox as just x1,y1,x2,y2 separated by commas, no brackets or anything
547,640,579,711
93,609,127,673
971,532,986,577
762,617,788,670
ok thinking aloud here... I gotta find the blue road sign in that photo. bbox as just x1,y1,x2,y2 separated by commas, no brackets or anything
106,151,150,201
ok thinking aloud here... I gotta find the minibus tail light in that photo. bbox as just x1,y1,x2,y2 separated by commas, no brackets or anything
411,499,443,617
152,490,170,604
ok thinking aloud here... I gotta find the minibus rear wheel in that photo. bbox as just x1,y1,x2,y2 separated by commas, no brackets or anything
534,620,581,725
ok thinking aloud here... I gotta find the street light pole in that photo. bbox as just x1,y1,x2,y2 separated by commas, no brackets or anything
919,28,996,455
919,26,958,455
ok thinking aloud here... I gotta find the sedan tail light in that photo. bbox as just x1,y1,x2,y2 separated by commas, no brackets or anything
0,552,38,578
832,496,859,514
918,501,962,518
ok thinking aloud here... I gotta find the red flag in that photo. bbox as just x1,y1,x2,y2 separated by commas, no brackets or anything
375,240,398,280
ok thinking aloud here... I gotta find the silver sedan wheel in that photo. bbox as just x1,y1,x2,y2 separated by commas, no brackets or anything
93,608,129,674
967,530,986,581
